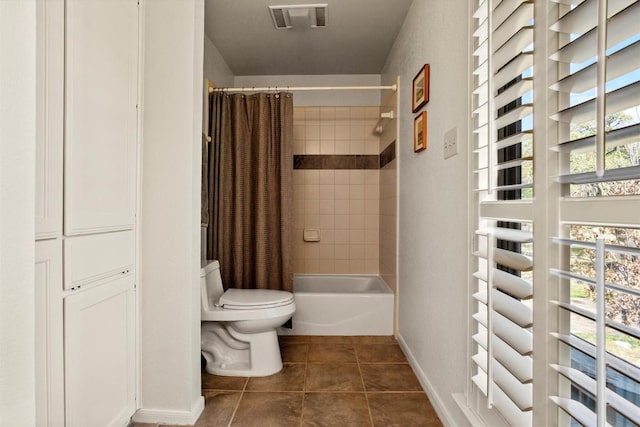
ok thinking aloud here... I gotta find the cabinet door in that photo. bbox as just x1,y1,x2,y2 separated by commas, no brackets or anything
64,0,138,235
35,0,63,240
64,276,135,427
35,240,64,427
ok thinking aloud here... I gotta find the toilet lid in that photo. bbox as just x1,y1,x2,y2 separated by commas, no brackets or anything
220,288,294,310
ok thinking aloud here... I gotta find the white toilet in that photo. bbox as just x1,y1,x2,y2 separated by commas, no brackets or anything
200,260,296,377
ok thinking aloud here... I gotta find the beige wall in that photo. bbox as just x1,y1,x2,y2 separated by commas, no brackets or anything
292,106,381,274
235,75,382,107
381,0,470,424
203,34,233,88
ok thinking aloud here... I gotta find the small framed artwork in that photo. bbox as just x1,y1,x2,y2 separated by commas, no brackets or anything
412,64,430,113
414,111,427,153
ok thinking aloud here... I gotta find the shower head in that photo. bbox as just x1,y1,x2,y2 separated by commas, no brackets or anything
373,111,394,135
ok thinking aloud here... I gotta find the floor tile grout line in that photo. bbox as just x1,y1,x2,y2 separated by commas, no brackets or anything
299,379,307,426
295,390,376,394
358,362,409,365
299,352,308,427
225,377,248,427
303,352,308,393
355,343,375,427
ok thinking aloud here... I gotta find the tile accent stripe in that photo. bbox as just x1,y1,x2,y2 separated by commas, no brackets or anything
379,141,396,169
294,155,379,170
293,142,396,170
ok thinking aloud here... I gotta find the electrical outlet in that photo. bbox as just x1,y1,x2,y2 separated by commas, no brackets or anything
444,126,458,159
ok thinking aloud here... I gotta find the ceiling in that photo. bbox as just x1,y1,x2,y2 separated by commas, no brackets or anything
204,0,413,76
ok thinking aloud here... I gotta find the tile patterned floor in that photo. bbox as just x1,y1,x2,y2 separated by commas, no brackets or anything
132,335,443,427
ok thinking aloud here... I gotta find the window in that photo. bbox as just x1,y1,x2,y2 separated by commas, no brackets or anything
551,226,640,426
548,1,640,425
470,0,640,426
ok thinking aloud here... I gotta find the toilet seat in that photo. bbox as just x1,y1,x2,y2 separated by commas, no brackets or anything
220,288,294,310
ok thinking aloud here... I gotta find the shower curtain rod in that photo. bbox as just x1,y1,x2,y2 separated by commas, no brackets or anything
209,84,397,93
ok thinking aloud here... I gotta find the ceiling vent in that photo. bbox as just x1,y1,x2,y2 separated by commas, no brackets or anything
268,4,328,29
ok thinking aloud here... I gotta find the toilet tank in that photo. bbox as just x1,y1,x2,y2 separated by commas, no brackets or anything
200,260,225,312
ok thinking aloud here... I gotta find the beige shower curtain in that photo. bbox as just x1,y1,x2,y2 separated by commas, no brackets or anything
204,91,293,292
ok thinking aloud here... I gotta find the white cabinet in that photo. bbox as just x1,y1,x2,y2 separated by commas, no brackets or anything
35,240,64,427
64,276,136,427
35,0,63,240
64,0,138,235
35,0,139,425
61,0,139,423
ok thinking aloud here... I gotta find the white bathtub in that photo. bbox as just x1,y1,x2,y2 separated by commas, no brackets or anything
279,274,394,336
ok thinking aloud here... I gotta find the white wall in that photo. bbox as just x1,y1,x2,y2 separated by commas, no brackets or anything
234,74,382,106
382,1,469,425
203,34,234,87
0,1,37,424
136,0,204,423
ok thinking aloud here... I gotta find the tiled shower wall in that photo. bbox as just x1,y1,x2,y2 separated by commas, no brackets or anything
292,107,381,274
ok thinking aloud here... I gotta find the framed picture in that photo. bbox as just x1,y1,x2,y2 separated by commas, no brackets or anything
412,64,430,113
414,111,427,153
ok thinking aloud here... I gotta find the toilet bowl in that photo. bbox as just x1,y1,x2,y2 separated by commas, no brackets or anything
200,260,296,377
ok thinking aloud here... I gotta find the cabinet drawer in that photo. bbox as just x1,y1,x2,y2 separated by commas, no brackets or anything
64,231,134,290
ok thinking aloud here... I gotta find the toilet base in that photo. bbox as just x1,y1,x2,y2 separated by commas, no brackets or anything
201,322,283,377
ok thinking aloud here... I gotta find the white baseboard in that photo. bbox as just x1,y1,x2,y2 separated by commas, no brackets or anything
452,393,487,427
132,396,204,425
396,333,458,427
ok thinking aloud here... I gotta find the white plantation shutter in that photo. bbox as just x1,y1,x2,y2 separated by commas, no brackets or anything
470,0,535,425
549,0,640,186
469,1,640,426
547,0,640,426
471,227,534,426
549,233,640,426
